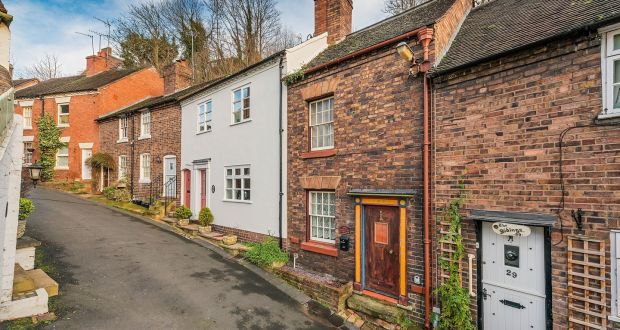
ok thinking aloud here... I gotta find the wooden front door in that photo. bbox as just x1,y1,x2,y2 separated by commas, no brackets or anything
183,170,191,208
364,205,400,297
200,169,207,209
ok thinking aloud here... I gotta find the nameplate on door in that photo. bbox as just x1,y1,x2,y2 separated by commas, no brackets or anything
374,223,389,245
492,222,531,237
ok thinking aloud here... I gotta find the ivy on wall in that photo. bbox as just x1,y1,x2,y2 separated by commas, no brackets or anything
36,114,65,181
435,182,475,330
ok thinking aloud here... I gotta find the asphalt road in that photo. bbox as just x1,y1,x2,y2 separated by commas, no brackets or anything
25,188,327,330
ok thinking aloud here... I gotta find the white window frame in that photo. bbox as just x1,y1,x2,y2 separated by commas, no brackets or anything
224,165,251,202
118,155,128,180
118,117,129,143
308,191,336,243
139,111,151,139
139,153,151,183
55,145,69,170
611,231,620,322
23,141,33,165
309,97,334,151
57,103,69,127
23,107,32,129
231,86,250,125
197,100,213,133
601,25,620,118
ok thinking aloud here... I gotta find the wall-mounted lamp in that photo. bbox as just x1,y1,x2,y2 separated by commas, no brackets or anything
396,42,420,77
27,163,44,188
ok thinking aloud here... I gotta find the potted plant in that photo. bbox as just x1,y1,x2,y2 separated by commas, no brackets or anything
198,207,214,234
17,198,34,238
174,206,192,226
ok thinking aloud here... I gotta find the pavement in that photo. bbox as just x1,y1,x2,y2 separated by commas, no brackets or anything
24,188,332,330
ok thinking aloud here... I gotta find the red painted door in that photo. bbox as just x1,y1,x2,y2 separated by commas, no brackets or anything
364,205,400,297
183,170,191,208
200,169,207,209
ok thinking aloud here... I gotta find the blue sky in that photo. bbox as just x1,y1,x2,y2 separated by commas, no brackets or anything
5,0,387,78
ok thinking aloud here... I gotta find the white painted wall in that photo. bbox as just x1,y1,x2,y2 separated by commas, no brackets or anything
180,35,327,238
0,113,23,303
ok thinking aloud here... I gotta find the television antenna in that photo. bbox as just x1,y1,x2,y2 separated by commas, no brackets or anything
75,32,95,56
94,17,112,63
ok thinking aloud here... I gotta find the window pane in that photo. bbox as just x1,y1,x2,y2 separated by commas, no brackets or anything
243,178,250,189
243,190,250,201
227,169,233,176
615,59,620,83
614,85,620,109
234,90,242,101
243,87,250,98
235,189,241,200
226,179,233,189
235,168,241,175
235,179,242,189
226,189,233,199
244,168,250,175
614,33,620,51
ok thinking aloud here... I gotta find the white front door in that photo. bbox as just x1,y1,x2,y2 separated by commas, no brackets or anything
81,148,92,180
482,222,546,329
163,156,176,197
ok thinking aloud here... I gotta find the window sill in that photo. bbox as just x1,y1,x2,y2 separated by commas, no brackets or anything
301,149,336,159
230,119,252,127
117,138,128,144
57,125,69,128
609,316,620,323
222,199,253,204
196,130,212,135
300,241,338,257
138,135,151,140
139,179,151,184
596,112,620,124
23,127,32,130
54,167,69,170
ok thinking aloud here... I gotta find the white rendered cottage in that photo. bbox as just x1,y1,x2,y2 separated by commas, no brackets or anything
180,34,328,244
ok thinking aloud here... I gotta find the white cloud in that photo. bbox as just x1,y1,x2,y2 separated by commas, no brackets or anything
6,0,389,79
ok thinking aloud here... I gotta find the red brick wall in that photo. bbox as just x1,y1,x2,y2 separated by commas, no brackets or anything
98,101,181,201
14,67,163,181
432,32,620,329
287,44,429,323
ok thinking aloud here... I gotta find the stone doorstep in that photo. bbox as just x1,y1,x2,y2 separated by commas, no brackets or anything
13,264,35,295
13,264,58,302
26,269,59,297
346,294,405,326
178,224,199,235
161,217,177,224
16,236,41,249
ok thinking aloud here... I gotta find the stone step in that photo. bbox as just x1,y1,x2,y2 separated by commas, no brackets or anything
13,264,35,295
200,231,224,240
26,269,59,297
178,224,199,235
162,217,177,224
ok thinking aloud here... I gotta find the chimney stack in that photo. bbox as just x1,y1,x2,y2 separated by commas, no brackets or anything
314,0,352,45
85,47,121,76
163,59,192,95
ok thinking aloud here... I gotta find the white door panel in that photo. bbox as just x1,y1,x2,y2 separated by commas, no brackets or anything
482,222,546,330
81,149,92,180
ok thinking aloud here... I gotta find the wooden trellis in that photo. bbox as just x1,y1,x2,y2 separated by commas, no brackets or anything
438,220,463,285
567,236,607,330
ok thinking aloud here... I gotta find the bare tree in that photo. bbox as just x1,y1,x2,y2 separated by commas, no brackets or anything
24,54,62,80
383,0,428,15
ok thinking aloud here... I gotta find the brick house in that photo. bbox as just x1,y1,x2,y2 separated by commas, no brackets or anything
13,48,163,181
286,0,469,324
430,0,620,329
96,60,199,201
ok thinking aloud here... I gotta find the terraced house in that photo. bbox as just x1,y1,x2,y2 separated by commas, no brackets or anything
13,48,163,182
286,0,469,326
96,59,199,201
429,0,620,329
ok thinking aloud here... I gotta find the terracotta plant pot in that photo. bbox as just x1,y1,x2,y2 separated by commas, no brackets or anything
177,218,190,226
222,235,238,246
16,220,26,239
198,225,212,234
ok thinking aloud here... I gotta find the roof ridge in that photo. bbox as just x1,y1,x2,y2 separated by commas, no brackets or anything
350,0,443,37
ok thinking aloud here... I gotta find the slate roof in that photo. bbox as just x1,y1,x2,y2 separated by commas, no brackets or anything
15,68,144,99
96,81,217,121
13,78,39,87
307,0,456,69
433,0,620,74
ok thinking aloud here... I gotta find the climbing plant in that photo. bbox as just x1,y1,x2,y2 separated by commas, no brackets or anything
283,65,307,85
435,182,475,330
36,114,65,181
